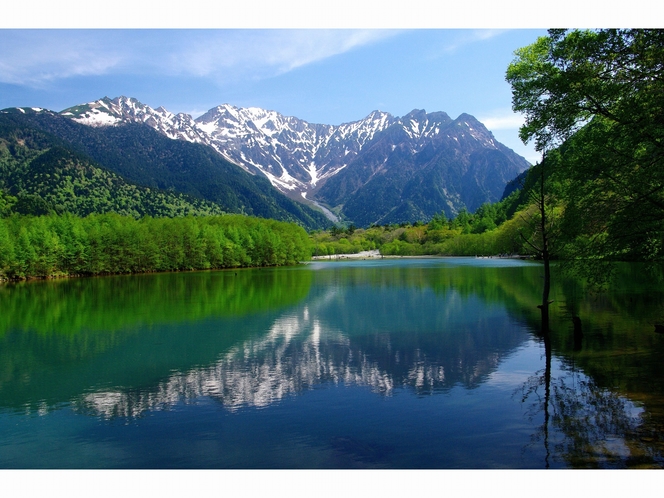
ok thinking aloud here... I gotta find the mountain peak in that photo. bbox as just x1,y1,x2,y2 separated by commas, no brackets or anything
366,110,392,120
427,111,453,124
454,113,483,126
404,109,427,120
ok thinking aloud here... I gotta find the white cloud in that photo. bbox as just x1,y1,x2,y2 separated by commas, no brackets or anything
479,111,524,131
162,30,398,80
426,29,508,58
0,31,126,86
449,29,507,49
0,29,398,88
480,109,541,164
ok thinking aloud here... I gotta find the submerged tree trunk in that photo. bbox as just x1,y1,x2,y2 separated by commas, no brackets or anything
540,258,551,332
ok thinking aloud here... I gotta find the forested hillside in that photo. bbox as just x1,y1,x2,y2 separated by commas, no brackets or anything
0,124,225,218
0,109,330,230
505,29,664,279
309,189,534,257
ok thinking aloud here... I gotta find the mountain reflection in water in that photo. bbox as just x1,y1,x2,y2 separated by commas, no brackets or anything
77,288,517,418
1,258,662,468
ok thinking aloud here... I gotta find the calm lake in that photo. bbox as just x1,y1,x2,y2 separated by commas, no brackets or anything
1,257,663,469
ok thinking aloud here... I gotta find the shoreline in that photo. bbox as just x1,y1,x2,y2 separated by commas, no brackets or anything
2,253,535,283
311,250,532,261
311,250,382,260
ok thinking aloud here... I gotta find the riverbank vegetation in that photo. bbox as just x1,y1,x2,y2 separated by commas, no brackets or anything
310,189,537,258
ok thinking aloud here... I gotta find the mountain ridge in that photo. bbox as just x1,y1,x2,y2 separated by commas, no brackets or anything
55,96,530,225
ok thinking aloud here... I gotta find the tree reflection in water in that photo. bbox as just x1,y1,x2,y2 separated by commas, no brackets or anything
519,327,663,468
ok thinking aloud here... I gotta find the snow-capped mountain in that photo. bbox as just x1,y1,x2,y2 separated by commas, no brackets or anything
61,96,530,224
194,104,394,195
61,96,208,144
316,110,530,225
62,97,397,195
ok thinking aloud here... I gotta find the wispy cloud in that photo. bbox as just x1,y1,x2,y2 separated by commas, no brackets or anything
479,109,540,164
443,29,507,53
479,109,524,130
0,29,398,87
160,30,399,81
0,31,126,86
423,29,508,59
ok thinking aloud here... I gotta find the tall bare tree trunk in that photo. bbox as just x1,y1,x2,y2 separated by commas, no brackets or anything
537,161,551,333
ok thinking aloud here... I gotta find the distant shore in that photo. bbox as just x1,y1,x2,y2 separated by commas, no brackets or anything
311,250,382,260
311,250,531,261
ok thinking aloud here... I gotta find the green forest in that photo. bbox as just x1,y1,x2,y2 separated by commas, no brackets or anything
310,189,534,257
0,213,311,280
507,30,663,271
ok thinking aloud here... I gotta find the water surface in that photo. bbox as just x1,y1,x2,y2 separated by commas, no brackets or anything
1,258,662,468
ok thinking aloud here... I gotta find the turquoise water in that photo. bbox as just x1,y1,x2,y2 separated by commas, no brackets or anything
1,258,662,468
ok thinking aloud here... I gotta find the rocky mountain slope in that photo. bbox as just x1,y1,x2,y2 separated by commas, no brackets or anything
62,96,531,225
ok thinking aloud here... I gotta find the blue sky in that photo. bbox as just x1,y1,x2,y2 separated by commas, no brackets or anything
0,3,651,165
0,29,547,163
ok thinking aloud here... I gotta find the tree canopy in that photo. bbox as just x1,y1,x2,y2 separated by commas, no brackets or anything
507,29,664,267
508,29,664,152
0,213,312,280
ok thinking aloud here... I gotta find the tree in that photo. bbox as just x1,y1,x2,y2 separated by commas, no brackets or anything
0,190,17,217
507,29,664,277
0,220,15,277
428,211,447,230
516,157,558,329
450,208,472,234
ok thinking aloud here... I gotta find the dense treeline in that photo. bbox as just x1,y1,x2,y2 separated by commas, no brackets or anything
506,29,664,273
310,190,536,257
0,213,312,280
